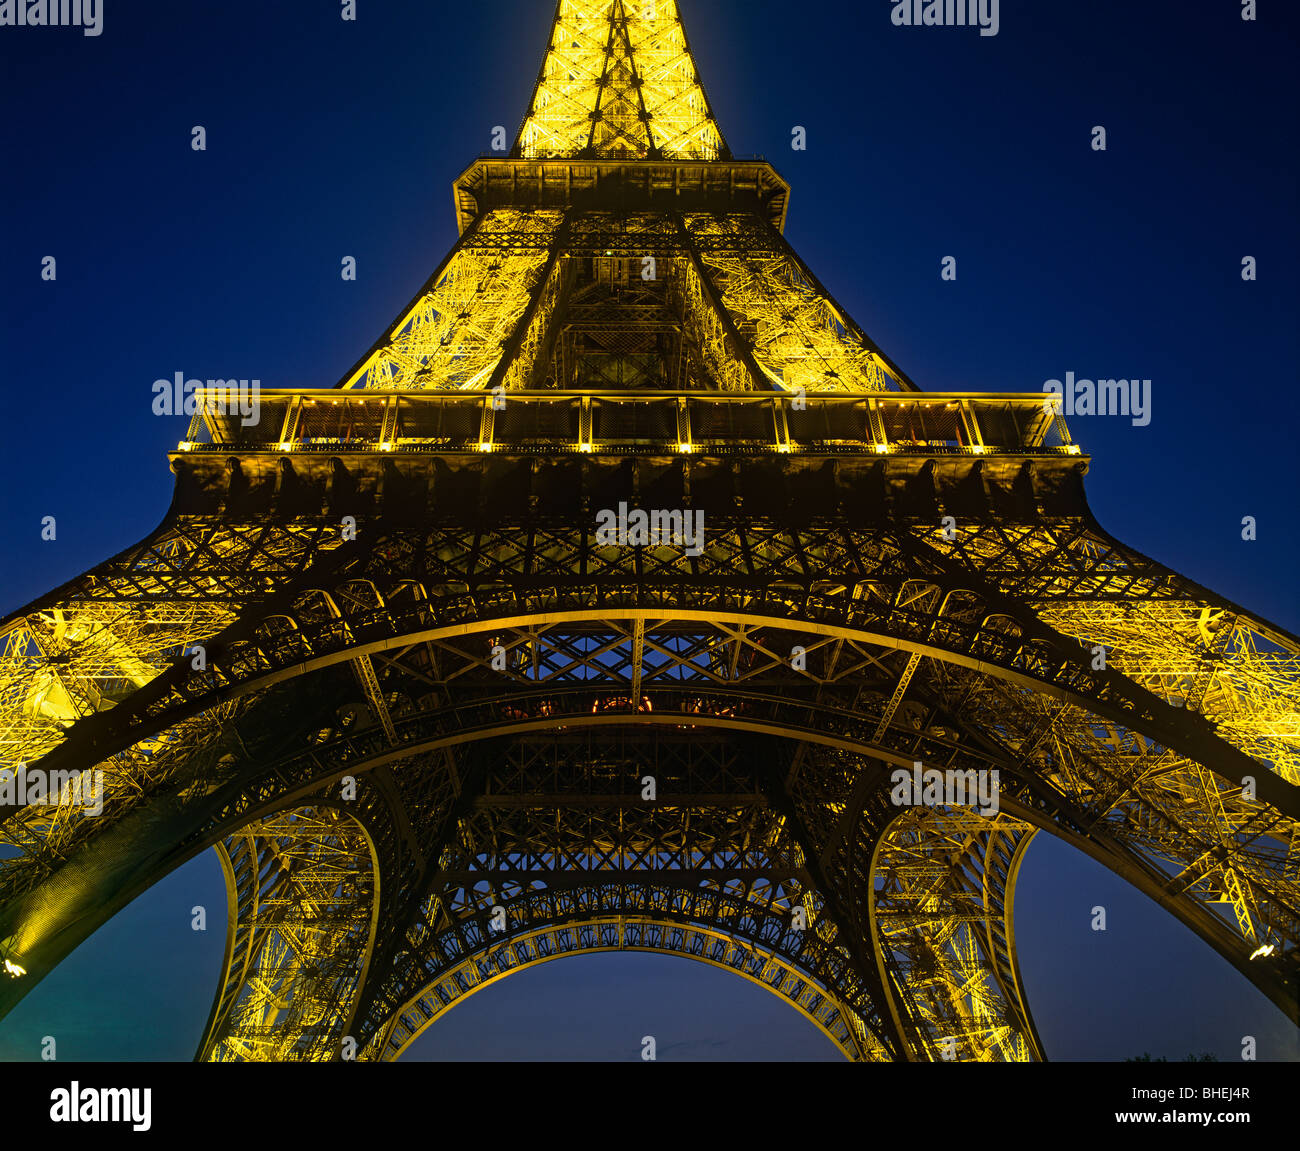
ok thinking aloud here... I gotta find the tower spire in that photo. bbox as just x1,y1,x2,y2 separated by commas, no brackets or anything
515,0,728,160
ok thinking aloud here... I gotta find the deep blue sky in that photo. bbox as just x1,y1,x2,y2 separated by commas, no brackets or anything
1,0,1296,1061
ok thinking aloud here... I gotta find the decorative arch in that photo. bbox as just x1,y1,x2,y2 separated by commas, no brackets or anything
376,917,875,1062
15,604,1291,819
1,587,1295,1051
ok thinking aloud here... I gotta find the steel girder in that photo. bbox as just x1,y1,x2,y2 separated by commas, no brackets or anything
190,729,1040,1063
7,507,1294,813
336,209,912,394
376,918,874,1061
514,0,727,162
1,501,1297,1054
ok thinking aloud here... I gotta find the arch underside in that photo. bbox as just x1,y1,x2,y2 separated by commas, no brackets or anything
374,821,1042,1064
379,917,874,1062
192,736,1040,1063
1,512,1298,1058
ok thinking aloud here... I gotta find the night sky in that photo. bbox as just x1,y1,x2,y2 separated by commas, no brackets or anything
1,0,1296,1062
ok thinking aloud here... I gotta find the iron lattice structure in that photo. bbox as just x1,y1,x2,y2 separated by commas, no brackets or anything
2,0,1298,1062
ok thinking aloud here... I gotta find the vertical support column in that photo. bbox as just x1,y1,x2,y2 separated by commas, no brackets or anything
675,397,692,452
958,400,985,453
185,403,206,446
674,213,775,393
773,396,792,452
1053,409,1076,450
630,619,646,700
867,396,889,453
379,396,399,451
579,395,594,452
754,214,920,393
198,389,226,446
485,211,573,396
279,396,303,449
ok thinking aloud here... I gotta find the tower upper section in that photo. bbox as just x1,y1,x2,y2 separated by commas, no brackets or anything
514,0,728,161
173,1,1087,467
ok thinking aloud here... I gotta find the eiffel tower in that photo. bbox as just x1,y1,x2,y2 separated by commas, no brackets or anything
2,0,1297,1063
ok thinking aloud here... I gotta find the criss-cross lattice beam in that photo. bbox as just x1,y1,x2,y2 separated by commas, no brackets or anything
375,917,873,1061
198,806,378,1062
864,808,1042,1062
514,0,726,161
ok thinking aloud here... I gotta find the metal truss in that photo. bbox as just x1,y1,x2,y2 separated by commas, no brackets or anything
0,521,332,769
515,0,726,161
376,918,876,1061
2,505,1296,1058
683,213,898,393
2,0,1297,1063
348,731,901,1051
339,209,912,395
341,210,564,391
864,809,1041,1062
200,806,377,1062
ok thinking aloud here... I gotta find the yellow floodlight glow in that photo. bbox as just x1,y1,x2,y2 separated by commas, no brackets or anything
1249,943,1275,959
3,959,25,979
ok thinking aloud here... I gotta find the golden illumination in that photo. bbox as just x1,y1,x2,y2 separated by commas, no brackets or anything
517,1,725,161
1,0,1294,1074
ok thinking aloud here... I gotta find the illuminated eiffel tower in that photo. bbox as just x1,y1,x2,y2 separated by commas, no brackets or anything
2,0,1297,1062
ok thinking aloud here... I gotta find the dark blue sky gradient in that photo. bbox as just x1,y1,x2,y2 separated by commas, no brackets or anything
1,0,1296,1061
